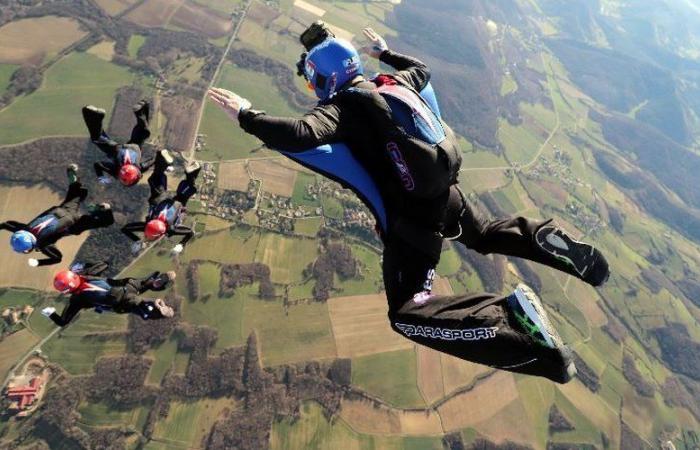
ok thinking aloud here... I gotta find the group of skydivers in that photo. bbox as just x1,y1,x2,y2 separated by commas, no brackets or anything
2,23,610,384
0,100,199,324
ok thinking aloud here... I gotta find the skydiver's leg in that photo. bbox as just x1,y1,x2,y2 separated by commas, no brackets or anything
383,236,575,384
60,167,88,210
147,156,169,205
174,161,201,206
82,106,119,156
447,187,609,286
128,100,151,146
134,271,176,293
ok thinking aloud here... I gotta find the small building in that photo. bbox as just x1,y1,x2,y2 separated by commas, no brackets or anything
7,378,43,412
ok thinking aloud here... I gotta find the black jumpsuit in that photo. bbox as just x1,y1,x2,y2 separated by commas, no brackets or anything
82,101,155,180
236,50,604,383
121,157,199,247
0,181,114,266
48,262,171,326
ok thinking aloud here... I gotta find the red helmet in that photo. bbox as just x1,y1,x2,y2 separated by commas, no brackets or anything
53,270,81,294
145,219,167,241
118,164,141,186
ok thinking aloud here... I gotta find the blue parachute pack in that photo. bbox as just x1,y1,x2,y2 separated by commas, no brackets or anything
280,82,442,234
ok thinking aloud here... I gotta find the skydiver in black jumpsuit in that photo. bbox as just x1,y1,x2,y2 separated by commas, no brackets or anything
0,165,114,267
42,261,176,326
121,155,201,254
81,100,164,186
207,24,610,383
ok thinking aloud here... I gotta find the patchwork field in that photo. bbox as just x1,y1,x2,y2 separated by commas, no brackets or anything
327,294,412,358
217,160,249,191
352,348,425,408
170,1,233,39
126,0,185,28
254,232,318,284
437,371,520,431
0,52,136,145
249,159,298,197
0,16,87,65
0,185,89,291
94,0,138,16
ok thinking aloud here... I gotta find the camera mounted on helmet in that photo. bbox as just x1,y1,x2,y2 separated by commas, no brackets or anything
296,21,336,81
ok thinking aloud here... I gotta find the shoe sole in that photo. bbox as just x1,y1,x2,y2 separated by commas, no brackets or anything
84,105,106,116
535,226,596,277
160,150,174,165
513,284,564,350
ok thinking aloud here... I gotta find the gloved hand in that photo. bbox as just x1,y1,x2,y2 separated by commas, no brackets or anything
361,28,388,59
28,258,39,267
41,307,56,318
98,175,113,185
172,244,184,254
207,88,252,121
131,241,144,254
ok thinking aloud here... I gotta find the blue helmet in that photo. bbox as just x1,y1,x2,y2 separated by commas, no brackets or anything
10,230,36,254
304,38,363,101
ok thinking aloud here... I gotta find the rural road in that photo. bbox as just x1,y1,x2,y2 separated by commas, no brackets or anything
187,0,253,162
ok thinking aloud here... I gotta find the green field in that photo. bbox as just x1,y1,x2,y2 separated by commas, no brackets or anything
180,264,247,351
255,232,319,284
0,63,17,94
198,64,299,160
292,172,321,207
152,398,234,448
127,34,147,59
242,296,336,366
0,52,136,145
0,287,39,309
146,337,180,385
333,243,383,297
272,402,442,450
295,216,323,237
437,244,462,277
351,349,425,409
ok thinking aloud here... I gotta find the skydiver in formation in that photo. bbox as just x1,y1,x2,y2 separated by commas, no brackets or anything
41,261,175,326
207,22,610,383
0,165,114,267
82,100,168,186
121,152,201,255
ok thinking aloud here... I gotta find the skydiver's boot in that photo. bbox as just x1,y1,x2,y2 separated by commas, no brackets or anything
133,99,150,124
66,164,79,185
82,105,117,146
142,271,176,291
506,284,577,383
535,226,609,287
184,160,201,182
154,149,174,173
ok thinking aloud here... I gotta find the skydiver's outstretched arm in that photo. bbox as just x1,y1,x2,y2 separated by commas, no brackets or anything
0,221,27,232
121,222,146,242
36,245,63,267
361,27,430,92
238,104,346,152
48,299,87,327
168,225,194,247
